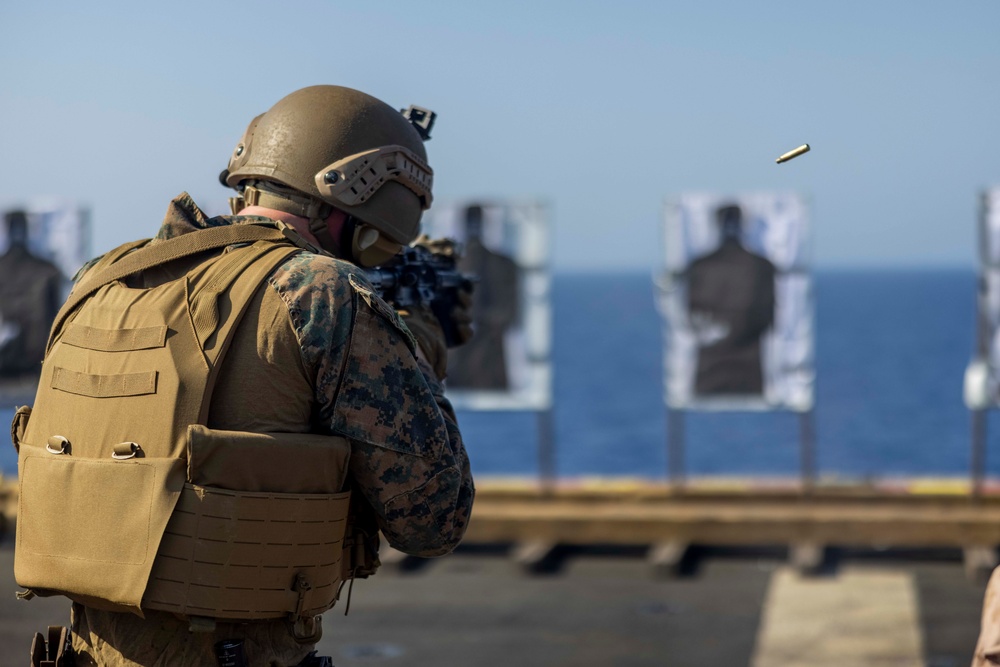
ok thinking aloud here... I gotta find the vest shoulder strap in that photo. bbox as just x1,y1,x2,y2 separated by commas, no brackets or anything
49,224,287,353
194,242,303,422
87,238,151,275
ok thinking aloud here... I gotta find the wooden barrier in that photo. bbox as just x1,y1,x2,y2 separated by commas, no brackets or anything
465,478,1000,548
4,475,1000,574
462,477,1000,576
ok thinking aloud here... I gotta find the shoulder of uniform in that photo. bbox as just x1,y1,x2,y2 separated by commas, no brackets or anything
268,250,415,352
264,250,415,361
267,250,362,296
262,251,357,358
345,270,417,352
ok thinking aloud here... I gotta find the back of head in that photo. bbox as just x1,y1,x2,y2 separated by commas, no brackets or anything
464,204,485,240
4,210,28,248
715,203,743,240
225,85,433,265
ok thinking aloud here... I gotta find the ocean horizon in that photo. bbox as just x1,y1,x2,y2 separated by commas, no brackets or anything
0,268,990,482
457,267,983,481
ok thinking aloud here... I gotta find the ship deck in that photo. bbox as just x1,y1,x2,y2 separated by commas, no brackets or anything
0,476,996,665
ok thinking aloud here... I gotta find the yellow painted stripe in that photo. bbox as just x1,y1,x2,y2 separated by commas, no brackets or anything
474,475,992,497
906,479,972,495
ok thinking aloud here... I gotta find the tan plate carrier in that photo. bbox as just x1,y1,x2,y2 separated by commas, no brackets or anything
12,223,372,620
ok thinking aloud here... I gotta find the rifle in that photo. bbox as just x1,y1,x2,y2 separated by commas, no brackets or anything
364,243,474,348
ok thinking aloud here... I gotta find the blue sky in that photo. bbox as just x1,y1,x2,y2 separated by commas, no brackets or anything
1,1,998,270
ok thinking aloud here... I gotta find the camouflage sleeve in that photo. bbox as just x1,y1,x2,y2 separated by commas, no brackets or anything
270,254,474,558
333,273,474,557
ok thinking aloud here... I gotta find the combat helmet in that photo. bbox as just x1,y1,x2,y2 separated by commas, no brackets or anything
225,85,435,266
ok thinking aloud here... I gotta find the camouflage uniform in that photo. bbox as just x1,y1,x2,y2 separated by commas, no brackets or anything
974,566,1000,666
68,193,475,667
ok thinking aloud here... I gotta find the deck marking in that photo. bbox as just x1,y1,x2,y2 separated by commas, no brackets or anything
752,567,923,667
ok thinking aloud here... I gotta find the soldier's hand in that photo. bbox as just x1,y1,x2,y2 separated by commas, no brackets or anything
413,234,458,258
412,235,475,348
398,304,448,381
449,281,474,347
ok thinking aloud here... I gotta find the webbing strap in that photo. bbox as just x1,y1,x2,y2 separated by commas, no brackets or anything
51,367,158,398
196,243,302,423
65,238,149,296
61,324,168,352
189,241,283,347
48,224,287,353
85,238,150,276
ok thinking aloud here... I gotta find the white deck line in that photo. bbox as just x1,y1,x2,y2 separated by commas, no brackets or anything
752,567,924,667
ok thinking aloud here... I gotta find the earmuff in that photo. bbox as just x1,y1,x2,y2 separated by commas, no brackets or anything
340,217,401,267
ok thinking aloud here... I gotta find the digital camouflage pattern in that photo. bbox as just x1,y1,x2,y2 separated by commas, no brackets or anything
267,234,473,556
69,193,474,666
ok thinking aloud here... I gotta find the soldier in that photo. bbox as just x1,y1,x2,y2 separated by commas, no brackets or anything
13,85,474,666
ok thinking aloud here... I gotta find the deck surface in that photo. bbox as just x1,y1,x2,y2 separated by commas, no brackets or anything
0,478,995,665
0,542,987,667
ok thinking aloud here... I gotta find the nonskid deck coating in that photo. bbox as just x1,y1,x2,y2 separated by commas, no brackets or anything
0,542,985,667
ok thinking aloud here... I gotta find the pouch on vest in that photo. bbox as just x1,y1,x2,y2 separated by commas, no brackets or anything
143,425,353,619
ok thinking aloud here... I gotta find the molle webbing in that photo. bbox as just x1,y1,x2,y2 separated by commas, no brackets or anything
143,484,350,619
143,426,353,619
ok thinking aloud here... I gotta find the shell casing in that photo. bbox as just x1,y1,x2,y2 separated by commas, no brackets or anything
776,144,810,164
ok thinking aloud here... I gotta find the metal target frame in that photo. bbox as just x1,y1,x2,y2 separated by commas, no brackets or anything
965,187,1000,494
657,192,816,487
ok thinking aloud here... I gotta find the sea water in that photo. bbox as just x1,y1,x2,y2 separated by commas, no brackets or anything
0,270,985,480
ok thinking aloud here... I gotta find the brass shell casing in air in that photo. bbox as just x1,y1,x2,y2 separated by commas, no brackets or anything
776,144,810,164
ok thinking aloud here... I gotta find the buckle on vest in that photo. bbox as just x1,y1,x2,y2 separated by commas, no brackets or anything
45,436,69,455
111,442,143,460
290,573,312,623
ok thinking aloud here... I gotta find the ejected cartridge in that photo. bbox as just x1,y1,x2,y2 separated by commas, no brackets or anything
776,144,810,164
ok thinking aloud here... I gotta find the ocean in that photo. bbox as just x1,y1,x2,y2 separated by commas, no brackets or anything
0,270,985,481
458,269,981,480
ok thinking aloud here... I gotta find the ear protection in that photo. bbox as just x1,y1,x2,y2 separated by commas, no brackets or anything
340,218,402,267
